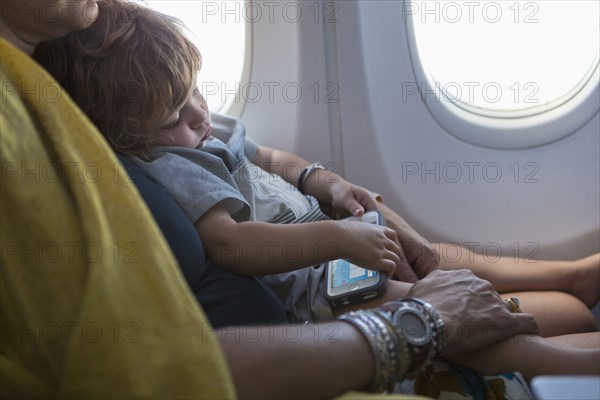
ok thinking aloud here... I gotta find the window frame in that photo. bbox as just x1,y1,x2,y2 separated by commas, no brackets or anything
145,0,251,117
404,4,600,149
218,0,253,118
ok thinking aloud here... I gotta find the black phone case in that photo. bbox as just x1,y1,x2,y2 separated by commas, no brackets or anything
325,276,387,308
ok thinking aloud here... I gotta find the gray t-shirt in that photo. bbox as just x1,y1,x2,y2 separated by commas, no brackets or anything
130,113,325,225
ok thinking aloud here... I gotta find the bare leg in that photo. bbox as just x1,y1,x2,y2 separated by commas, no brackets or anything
500,291,598,337
448,332,600,380
436,245,600,308
436,246,599,336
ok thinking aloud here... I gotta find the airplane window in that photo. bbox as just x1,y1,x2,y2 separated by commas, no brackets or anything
146,0,247,113
403,0,600,148
408,0,599,117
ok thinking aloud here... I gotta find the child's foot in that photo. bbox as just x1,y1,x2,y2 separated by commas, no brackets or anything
569,253,600,308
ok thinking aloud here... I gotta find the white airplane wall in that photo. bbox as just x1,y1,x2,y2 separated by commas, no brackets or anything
241,1,600,262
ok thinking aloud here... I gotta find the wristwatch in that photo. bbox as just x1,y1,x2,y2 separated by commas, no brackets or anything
375,298,444,377
297,162,326,194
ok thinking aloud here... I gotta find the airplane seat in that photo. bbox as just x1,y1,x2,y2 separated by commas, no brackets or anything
116,154,287,329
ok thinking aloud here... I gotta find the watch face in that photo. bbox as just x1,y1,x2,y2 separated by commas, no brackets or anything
394,309,432,347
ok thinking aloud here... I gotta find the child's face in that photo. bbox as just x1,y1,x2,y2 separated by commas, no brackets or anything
154,87,212,149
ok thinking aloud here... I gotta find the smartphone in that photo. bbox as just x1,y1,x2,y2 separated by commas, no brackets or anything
325,210,388,308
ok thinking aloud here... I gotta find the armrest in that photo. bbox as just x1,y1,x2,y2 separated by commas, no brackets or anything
531,376,600,400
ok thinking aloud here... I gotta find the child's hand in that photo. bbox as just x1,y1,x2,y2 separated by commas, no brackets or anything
329,180,379,217
339,220,402,276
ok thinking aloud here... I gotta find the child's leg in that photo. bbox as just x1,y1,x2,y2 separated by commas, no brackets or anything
448,332,600,380
436,245,599,336
436,244,599,308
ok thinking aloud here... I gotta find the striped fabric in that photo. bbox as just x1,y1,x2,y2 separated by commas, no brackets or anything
271,195,330,224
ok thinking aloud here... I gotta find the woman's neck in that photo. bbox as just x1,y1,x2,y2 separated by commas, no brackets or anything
0,19,37,55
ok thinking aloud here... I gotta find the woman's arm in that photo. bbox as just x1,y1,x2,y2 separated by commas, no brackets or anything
194,203,401,276
219,321,374,399
220,270,541,399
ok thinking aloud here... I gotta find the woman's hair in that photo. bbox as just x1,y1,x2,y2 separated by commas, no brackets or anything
34,0,202,156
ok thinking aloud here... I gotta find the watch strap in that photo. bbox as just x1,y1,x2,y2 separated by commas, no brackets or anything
297,162,325,194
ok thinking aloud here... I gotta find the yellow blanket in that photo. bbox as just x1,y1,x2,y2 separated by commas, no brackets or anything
0,37,235,398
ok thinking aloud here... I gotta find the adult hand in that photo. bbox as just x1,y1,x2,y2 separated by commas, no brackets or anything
377,202,439,282
408,269,539,357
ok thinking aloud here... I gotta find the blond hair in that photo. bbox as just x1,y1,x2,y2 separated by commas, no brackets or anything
34,0,202,156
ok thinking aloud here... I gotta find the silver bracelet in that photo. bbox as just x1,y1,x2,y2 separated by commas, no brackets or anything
339,311,389,392
339,310,409,393
338,299,445,392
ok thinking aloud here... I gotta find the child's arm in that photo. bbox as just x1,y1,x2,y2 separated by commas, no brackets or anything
252,145,440,281
251,145,378,217
194,203,402,276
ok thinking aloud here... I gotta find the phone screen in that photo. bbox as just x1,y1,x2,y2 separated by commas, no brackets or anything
331,259,378,288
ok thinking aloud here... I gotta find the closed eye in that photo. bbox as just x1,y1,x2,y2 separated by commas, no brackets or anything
161,114,181,129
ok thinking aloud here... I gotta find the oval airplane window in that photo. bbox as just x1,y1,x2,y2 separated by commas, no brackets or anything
146,0,248,115
405,0,600,149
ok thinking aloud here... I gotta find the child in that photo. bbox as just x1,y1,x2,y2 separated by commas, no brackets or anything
35,0,599,379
